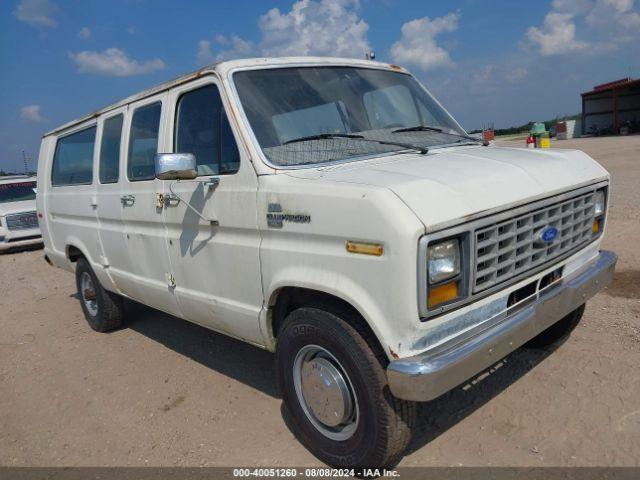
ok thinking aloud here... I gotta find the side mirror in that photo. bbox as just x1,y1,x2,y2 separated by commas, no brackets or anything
154,153,197,180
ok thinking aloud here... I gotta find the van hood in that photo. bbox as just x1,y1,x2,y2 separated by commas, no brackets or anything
284,145,609,231
0,200,37,217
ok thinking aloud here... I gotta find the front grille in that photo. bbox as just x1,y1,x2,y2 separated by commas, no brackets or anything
473,191,596,292
5,211,39,231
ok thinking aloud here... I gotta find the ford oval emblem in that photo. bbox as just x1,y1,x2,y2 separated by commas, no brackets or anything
535,226,558,247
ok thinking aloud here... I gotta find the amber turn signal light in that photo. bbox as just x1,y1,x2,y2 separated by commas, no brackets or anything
346,241,384,256
428,280,459,308
592,218,601,234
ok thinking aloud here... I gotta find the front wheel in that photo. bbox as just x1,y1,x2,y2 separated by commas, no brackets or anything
276,306,415,469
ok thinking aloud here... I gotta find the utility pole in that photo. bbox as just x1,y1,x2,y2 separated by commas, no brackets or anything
22,150,30,174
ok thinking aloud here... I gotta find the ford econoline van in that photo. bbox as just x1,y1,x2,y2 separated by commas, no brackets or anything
37,57,616,469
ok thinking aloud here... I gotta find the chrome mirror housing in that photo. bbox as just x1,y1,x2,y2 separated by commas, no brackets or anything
154,153,197,180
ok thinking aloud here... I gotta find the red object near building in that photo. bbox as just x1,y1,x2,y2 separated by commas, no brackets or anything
483,129,495,141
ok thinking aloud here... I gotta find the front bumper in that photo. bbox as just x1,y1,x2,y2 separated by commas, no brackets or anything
387,250,617,402
0,231,43,252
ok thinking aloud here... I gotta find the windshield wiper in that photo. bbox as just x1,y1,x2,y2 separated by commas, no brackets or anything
392,125,442,133
283,133,364,145
283,132,428,154
392,124,488,146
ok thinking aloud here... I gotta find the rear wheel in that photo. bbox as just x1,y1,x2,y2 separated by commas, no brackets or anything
75,258,124,332
276,306,415,469
525,304,585,349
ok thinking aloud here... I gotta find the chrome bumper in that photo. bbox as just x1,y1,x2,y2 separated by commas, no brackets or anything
387,250,617,402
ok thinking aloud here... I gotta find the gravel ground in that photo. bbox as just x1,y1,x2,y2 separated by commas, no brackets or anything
1,135,639,468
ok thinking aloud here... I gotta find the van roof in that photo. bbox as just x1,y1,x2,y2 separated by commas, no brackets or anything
44,56,404,137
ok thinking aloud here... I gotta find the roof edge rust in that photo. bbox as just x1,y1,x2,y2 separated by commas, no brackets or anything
43,56,404,138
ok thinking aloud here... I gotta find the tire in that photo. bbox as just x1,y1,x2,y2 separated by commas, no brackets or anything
276,306,415,470
75,257,124,332
525,304,585,349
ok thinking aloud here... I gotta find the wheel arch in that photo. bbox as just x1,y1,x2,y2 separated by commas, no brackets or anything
66,244,86,262
268,286,390,362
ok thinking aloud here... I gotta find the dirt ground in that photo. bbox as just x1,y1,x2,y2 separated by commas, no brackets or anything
1,135,639,468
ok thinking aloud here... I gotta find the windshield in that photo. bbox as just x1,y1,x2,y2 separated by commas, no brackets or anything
233,66,469,167
0,181,37,204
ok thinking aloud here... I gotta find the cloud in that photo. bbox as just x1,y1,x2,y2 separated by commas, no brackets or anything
212,34,254,61
525,0,640,55
257,0,370,57
69,48,166,77
78,27,91,39
525,12,588,56
197,40,215,65
472,65,495,85
198,0,371,64
390,12,460,71
13,0,58,28
505,67,528,83
21,105,43,123
585,0,640,39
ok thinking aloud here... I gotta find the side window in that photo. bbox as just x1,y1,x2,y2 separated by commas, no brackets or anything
99,114,123,183
175,85,240,176
128,102,161,181
51,126,96,186
363,84,419,130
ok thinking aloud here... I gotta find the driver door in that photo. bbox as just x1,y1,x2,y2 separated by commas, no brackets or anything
161,77,264,345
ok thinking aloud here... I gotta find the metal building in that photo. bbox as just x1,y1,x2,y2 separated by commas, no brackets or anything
581,78,640,135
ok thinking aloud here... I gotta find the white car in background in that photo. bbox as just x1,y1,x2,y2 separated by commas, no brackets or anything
0,175,42,252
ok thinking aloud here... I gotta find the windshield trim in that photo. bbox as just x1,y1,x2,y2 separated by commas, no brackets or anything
226,62,469,171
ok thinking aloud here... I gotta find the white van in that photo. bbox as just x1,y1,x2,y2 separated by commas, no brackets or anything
37,57,616,469
0,175,42,251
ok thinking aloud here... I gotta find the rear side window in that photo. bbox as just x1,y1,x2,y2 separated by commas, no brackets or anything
128,102,161,181
99,114,123,184
175,85,240,176
51,126,96,186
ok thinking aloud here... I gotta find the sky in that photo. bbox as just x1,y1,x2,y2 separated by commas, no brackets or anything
1,0,639,172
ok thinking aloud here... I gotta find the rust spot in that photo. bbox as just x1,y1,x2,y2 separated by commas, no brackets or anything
388,346,399,360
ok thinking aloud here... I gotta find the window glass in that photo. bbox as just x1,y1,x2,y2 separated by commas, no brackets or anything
233,67,468,167
128,102,161,181
220,111,240,174
0,181,37,203
417,101,438,126
51,126,96,186
175,85,240,176
99,114,123,183
363,85,419,130
272,102,346,144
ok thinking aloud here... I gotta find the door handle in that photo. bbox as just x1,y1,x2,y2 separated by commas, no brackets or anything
120,194,135,206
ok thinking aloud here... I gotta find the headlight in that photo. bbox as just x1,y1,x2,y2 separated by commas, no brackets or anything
428,238,461,284
593,190,605,217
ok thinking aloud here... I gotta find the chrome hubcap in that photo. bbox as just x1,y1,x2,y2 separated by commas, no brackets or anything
81,272,98,316
293,345,358,441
